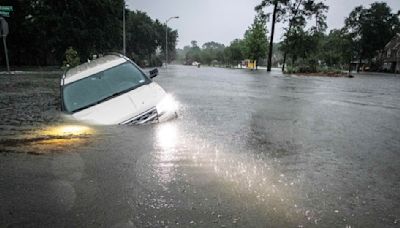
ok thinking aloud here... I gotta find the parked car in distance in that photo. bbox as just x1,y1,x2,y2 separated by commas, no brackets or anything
60,54,178,125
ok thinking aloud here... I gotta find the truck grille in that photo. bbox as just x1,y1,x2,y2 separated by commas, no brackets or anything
121,107,158,125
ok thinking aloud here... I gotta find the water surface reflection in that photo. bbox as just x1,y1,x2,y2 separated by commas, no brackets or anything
155,122,179,186
0,124,95,154
138,120,315,226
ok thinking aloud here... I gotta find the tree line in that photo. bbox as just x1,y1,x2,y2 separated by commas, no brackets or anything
273,1,400,73
177,15,268,68
179,1,400,73
0,0,178,67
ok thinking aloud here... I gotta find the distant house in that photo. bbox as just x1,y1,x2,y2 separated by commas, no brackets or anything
382,33,400,73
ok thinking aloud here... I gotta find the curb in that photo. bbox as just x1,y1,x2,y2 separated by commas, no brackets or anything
0,71,63,75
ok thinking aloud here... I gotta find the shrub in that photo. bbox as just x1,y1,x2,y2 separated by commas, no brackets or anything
149,55,163,67
284,66,298,74
62,47,80,69
296,58,318,73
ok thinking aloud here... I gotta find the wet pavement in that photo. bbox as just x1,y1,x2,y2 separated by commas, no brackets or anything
1,66,400,227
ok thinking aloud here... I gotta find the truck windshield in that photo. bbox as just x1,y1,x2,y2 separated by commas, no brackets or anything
63,61,149,113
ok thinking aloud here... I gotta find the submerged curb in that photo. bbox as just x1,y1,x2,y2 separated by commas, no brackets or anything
0,70,63,75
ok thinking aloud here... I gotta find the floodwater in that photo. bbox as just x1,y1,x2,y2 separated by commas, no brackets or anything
1,66,400,227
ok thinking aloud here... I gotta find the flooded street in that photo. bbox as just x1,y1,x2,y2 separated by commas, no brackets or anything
1,66,400,227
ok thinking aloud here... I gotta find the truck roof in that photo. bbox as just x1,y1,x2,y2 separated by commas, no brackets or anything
62,55,127,85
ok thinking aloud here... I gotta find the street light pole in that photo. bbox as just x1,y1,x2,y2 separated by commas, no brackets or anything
123,1,126,56
165,16,179,68
0,17,10,73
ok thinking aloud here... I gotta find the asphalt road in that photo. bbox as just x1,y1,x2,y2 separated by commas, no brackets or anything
1,66,400,227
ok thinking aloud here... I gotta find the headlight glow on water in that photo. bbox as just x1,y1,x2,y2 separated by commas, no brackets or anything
156,94,178,115
42,125,93,137
26,125,95,152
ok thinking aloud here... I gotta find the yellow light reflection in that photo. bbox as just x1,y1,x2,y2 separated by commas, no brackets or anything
156,123,178,149
25,125,95,153
41,125,93,137
155,122,179,185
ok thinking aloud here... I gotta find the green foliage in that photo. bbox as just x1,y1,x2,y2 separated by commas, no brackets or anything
176,46,190,63
344,2,400,63
184,41,202,64
271,42,283,66
280,27,321,67
296,58,318,73
178,17,267,68
254,0,400,73
255,0,290,23
318,67,343,74
285,65,342,74
280,27,352,73
284,65,298,74
280,1,399,73
256,0,329,71
125,11,177,66
243,15,268,67
177,16,269,68
200,41,225,65
319,29,352,67
148,55,163,67
224,39,246,66
62,47,80,69
3,0,178,67
178,39,245,67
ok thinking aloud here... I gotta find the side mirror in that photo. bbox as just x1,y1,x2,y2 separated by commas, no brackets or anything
149,68,158,78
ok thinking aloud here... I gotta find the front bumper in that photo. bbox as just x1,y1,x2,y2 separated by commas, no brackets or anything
120,107,177,125
120,107,158,125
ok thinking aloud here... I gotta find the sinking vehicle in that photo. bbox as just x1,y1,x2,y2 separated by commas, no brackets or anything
60,54,178,125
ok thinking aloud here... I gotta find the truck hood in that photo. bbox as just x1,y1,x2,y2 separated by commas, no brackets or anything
72,82,166,125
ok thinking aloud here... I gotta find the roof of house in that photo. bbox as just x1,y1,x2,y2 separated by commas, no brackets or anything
384,33,400,50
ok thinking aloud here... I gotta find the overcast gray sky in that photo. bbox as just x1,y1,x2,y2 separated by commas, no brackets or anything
126,0,400,48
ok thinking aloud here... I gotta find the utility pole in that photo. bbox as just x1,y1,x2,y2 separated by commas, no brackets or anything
0,6,12,73
267,2,277,72
123,1,126,56
165,16,179,68
0,16,9,73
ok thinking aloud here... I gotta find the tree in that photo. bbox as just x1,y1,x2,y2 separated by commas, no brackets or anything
62,47,80,69
280,27,322,72
125,11,178,66
319,29,352,68
201,41,225,65
255,0,289,71
176,45,191,64
271,42,283,66
153,19,178,64
243,15,268,69
126,10,158,63
344,2,400,71
256,0,328,72
1,0,178,67
185,40,202,64
224,39,245,67
191,40,199,48
281,0,328,71
4,0,124,65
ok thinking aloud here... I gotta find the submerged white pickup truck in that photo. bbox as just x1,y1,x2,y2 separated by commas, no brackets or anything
60,54,178,125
